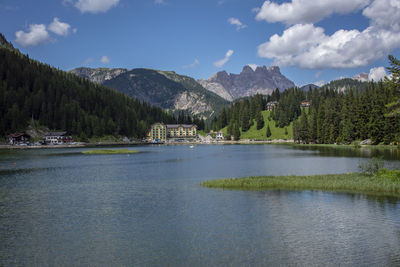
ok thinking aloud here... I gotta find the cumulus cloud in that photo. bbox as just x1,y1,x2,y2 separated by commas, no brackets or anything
258,23,400,69
255,0,370,25
183,59,199,69
363,0,400,31
228,17,247,30
256,0,400,69
15,24,50,47
214,50,234,68
100,56,110,64
369,66,387,81
75,0,119,13
48,17,71,36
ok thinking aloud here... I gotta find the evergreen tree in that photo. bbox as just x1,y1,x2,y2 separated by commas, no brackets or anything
266,124,271,138
241,103,250,132
256,111,264,130
233,122,241,141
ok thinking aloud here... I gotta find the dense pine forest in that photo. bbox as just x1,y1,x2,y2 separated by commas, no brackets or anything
0,35,178,140
212,56,400,144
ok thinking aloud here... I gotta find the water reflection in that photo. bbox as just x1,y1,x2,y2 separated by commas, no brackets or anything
292,144,400,160
1,144,400,266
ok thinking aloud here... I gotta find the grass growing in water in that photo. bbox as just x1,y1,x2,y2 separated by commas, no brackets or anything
82,149,139,155
201,171,400,197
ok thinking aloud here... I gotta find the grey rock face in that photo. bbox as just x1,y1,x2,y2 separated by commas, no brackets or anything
69,67,128,84
198,80,233,101
199,65,295,100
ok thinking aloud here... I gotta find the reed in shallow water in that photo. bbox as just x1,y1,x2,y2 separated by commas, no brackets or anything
201,171,400,197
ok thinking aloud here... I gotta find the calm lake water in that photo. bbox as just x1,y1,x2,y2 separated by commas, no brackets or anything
1,144,400,266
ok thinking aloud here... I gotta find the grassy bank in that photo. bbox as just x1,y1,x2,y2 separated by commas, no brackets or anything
220,110,293,140
201,171,400,197
82,149,140,155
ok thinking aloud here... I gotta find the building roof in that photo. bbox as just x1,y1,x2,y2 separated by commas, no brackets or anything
7,133,30,138
166,124,197,129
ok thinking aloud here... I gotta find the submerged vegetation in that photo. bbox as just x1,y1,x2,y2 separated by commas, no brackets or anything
82,149,139,155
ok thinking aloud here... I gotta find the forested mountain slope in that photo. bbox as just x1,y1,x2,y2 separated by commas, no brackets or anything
0,34,174,139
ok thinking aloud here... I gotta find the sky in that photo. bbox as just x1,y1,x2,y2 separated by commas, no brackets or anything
1,0,400,86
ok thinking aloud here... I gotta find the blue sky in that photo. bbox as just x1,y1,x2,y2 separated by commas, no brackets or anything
1,0,400,86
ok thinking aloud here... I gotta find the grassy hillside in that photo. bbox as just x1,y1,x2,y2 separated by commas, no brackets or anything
221,110,294,140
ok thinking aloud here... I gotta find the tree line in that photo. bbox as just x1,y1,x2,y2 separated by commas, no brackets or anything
293,80,399,145
211,55,400,144
0,43,205,139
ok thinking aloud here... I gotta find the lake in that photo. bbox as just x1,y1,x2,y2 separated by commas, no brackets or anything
1,144,400,266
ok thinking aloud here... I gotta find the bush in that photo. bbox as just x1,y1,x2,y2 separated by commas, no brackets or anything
358,157,384,175
376,168,400,181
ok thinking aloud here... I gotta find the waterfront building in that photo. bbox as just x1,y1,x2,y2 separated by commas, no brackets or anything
148,123,198,141
7,133,30,145
44,132,73,144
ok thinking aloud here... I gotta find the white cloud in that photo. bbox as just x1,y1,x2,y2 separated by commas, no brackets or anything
72,28,78,34
155,0,165,4
314,80,325,87
369,66,387,81
363,0,400,31
15,24,50,47
256,0,400,69
228,17,247,30
257,23,400,69
74,0,119,13
247,64,258,71
100,56,110,64
48,17,71,36
214,50,234,68
183,59,199,69
255,0,370,25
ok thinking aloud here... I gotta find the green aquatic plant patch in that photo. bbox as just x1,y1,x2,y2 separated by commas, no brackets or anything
201,172,400,197
82,149,140,155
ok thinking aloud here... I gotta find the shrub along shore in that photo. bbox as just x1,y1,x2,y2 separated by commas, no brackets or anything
201,170,400,197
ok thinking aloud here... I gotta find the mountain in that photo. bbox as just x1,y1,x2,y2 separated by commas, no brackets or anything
0,34,174,139
300,84,320,91
70,67,128,84
199,65,296,101
71,67,229,119
0,33,13,50
322,78,369,93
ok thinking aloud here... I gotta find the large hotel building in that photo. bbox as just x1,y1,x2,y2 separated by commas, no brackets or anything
148,123,198,141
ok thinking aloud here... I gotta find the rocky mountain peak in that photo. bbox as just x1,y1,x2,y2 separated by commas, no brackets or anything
69,67,128,84
241,65,254,74
200,65,295,101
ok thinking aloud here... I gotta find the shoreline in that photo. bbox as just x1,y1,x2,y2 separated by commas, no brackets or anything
1,139,398,150
201,173,400,197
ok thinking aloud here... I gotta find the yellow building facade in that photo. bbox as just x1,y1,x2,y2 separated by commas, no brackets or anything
148,123,197,141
